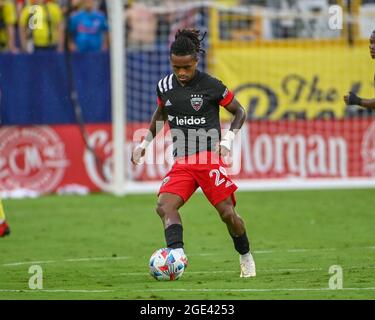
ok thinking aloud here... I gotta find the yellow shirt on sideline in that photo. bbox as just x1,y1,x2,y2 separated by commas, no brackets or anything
20,2,62,47
0,0,17,49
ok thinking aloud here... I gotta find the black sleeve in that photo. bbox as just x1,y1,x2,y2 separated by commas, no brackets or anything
212,77,234,107
156,86,164,107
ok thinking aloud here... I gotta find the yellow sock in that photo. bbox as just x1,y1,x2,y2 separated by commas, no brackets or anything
0,199,6,223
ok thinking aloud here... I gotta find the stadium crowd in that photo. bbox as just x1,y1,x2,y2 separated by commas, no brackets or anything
2,0,375,53
3,0,373,54
0,0,213,54
0,0,109,53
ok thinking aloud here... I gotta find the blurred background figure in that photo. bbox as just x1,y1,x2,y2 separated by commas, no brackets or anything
58,0,81,15
0,199,10,238
19,0,64,53
0,0,19,53
97,0,106,16
15,0,25,17
125,1,157,49
265,0,299,38
68,0,108,53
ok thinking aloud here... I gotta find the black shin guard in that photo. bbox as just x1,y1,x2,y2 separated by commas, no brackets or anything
165,224,184,249
231,232,250,255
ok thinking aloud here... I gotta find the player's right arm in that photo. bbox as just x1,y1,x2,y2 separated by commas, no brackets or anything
344,92,375,110
131,105,167,165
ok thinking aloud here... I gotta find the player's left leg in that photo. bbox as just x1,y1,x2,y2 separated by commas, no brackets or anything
214,196,256,278
192,156,255,277
0,199,11,237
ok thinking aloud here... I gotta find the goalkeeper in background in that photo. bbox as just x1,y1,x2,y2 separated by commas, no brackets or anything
131,29,256,278
344,30,375,110
0,199,10,237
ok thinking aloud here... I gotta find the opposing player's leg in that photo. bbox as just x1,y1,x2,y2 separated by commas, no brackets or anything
0,199,11,238
215,196,256,278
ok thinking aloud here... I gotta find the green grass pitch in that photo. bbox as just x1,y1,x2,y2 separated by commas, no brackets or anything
1,189,375,300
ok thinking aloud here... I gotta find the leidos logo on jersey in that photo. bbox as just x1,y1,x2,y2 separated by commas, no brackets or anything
172,116,206,126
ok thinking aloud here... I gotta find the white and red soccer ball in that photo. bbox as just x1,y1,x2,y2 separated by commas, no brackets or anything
149,248,187,281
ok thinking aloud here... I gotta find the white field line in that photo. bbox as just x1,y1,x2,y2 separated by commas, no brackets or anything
0,289,115,293
1,287,375,294
120,268,324,276
1,256,130,267
121,265,375,276
0,251,272,267
1,245,374,268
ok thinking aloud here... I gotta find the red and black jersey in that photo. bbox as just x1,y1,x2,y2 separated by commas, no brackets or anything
156,70,234,157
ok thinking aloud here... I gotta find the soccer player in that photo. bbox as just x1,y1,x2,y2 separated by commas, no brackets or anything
344,30,375,110
131,29,256,278
0,199,10,237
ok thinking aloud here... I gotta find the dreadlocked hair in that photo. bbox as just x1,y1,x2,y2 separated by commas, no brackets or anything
170,29,206,59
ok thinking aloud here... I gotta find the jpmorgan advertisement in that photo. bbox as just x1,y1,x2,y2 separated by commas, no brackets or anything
1,119,375,194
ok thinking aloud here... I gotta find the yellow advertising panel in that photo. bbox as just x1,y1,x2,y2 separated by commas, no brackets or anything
212,44,374,120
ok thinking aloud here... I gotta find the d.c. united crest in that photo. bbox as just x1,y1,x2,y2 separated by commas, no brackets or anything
190,94,203,111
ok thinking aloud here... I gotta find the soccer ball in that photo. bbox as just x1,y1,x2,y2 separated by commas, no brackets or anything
149,248,186,281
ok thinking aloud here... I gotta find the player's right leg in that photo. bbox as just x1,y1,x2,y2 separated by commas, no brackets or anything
157,165,198,268
156,192,185,244
0,199,10,238
156,193,188,267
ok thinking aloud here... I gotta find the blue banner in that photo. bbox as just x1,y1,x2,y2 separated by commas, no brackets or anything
0,47,206,125
0,52,111,125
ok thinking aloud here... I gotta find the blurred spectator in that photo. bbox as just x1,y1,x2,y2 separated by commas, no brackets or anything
163,1,204,45
0,0,19,53
68,0,108,52
15,0,26,18
125,2,157,49
19,0,64,52
97,0,106,16
240,0,266,5
266,0,298,38
217,0,240,6
295,0,332,39
59,0,81,15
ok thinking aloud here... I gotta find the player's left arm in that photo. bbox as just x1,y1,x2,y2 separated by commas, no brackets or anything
224,98,246,131
219,98,246,156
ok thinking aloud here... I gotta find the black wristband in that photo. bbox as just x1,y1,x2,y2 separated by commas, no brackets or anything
348,92,362,106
